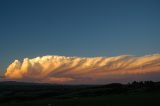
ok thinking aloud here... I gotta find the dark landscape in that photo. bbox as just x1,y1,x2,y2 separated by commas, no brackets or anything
0,81,160,106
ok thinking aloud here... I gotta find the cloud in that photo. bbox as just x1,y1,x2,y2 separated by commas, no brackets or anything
4,54,160,84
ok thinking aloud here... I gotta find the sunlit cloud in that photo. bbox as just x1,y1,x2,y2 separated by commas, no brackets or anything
5,54,160,84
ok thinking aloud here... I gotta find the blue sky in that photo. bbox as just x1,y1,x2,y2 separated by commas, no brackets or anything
0,0,160,72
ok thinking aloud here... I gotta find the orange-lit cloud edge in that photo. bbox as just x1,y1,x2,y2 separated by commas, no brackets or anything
4,54,160,84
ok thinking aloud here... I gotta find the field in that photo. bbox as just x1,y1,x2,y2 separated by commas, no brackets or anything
0,81,160,106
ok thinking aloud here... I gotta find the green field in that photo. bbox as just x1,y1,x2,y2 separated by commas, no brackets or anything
1,93,160,106
0,81,160,106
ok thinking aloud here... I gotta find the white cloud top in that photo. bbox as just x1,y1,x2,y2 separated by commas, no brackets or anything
5,54,160,84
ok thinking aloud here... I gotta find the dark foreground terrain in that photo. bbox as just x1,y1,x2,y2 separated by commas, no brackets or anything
0,81,160,106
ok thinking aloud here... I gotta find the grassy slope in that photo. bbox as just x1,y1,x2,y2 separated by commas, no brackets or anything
0,81,160,106
1,92,160,106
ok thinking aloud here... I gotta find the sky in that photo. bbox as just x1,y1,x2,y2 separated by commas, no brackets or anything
0,0,160,83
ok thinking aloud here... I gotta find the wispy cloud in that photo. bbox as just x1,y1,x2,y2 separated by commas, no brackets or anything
4,54,160,84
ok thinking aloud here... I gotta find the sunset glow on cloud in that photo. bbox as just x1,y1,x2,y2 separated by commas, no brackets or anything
5,54,160,84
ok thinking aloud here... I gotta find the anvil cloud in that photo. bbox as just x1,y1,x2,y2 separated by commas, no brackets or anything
5,54,160,84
